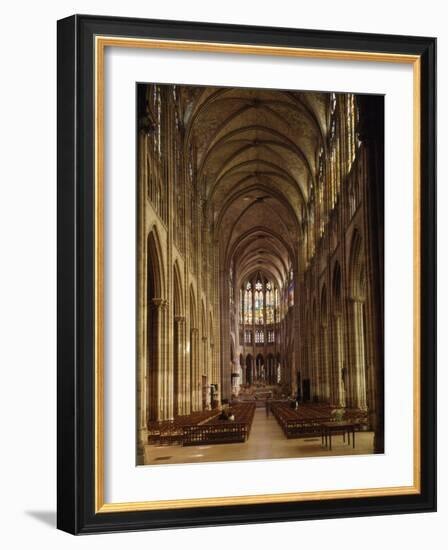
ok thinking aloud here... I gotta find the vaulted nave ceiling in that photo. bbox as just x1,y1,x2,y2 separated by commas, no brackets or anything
180,85,330,288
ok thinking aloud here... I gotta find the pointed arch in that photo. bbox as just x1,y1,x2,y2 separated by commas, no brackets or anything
320,284,328,326
332,260,342,313
349,228,365,300
146,226,166,422
256,353,265,383
246,354,254,385
201,299,207,337
189,284,198,329
347,228,368,410
209,310,214,340
173,260,184,316
147,225,165,300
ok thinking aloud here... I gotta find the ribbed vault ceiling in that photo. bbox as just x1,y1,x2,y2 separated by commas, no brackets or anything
179,85,330,289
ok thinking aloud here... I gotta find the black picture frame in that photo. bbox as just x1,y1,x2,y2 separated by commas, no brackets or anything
57,14,436,534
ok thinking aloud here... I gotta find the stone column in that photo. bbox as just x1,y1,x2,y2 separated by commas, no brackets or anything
321,324,330,401
202,335,209,408
191,327,200,411
332,313,346,407
251,288,255,384
349,298,368,410
231,357,240,396
137,131,148,459
174,316,186,415
311,328,319,400
150,298,165,421
160,299,173,420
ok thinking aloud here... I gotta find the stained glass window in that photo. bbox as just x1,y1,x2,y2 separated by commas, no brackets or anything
268,330,275,343
255,330,264,344
274,287,279,321
244,282,252,324
288,270,294,307
254,279,264,325
266,282,274,324
229,268,233,307
245,330,252,344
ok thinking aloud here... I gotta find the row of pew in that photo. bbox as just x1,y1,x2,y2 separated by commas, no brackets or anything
147,403,256,446
270,402,368,439
147,410,218,446
183,403,256,446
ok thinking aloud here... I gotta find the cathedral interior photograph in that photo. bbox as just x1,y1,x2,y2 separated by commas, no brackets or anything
136,83,384,466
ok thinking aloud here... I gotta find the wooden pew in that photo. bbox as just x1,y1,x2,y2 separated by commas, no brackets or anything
182,403,256,446
270,402,367,439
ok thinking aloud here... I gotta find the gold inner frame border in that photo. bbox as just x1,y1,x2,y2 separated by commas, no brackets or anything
94,35,421,513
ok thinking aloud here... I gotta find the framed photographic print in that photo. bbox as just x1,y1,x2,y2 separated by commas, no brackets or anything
57,14,436,534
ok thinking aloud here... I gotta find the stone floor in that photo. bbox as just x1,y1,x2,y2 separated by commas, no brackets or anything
143,408,375,466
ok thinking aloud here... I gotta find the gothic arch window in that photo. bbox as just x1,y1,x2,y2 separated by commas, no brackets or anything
318,146,325,237
229,266,234,308
172,95,185,252
346,93,358,172
288,269,294,307
146,87,166,223
244,282,253,324
188,147,198,275
254,278,264,325
265,281,274,324
274,287,279,321
329,92,341,209
240,276,280,345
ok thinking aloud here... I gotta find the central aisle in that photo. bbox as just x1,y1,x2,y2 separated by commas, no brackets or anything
144,408,374,465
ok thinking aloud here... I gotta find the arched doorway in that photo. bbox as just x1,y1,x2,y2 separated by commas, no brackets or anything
256,354,264,382
245,354,253,385
266,354,275,384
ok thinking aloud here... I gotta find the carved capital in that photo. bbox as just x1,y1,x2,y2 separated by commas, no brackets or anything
151,298,164,310
152,298,169,310
174,315,186,324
